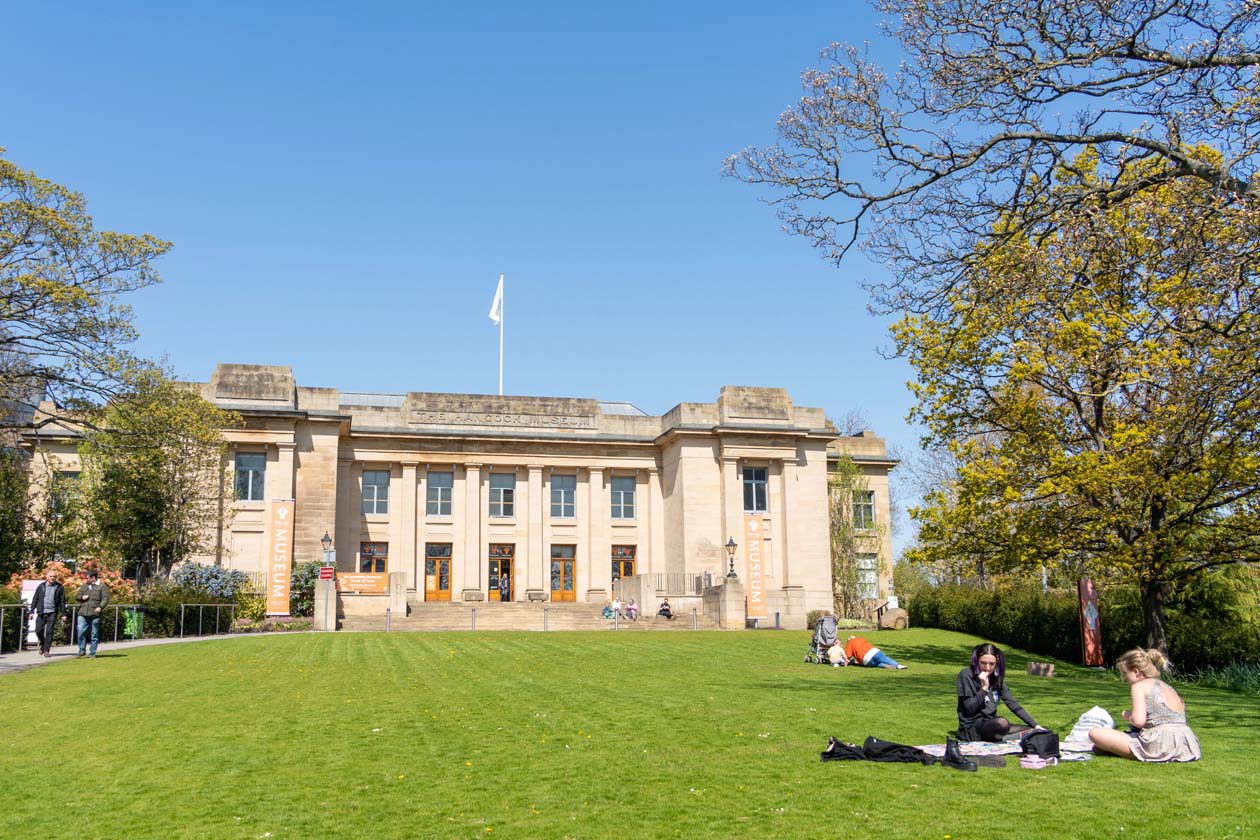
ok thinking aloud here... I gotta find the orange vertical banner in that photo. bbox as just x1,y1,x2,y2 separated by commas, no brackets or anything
266,499,296,615
744,513,767,619
1078,578,1103,666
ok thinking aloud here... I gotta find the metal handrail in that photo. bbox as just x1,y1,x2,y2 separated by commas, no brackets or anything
0,604,29,654
178,603,237,638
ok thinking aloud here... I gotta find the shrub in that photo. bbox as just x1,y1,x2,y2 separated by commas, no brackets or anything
233,616,312,633
289,562,322,617
236,587,266,622
908,579,1260,677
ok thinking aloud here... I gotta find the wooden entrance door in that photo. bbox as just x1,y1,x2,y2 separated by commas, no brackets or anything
424,544,451,602
550,544,576,602
611,545,636,582
489,544,514,602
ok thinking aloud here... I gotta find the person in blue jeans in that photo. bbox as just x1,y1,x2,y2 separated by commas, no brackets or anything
842,635,908,669
74,569,110,658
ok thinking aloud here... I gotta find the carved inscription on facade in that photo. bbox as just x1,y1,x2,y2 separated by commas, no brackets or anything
409,410,597,429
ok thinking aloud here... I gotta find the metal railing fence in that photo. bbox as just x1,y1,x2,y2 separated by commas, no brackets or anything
178,603,237,638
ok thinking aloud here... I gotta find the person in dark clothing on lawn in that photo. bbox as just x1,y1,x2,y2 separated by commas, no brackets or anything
30,568,66,657
956,643,1040,741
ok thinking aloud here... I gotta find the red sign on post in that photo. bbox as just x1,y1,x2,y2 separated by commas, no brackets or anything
1078,578,1104,667
318,566,335,581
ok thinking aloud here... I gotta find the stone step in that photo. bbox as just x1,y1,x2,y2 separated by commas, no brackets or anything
341,609,720,632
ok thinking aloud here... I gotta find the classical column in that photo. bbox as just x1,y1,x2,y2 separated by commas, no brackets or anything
400,462,418,590
777,459,793,586
586,466,609,601
648,467,664,576
527,465,544,600
275,442,296,498
334,458,355,573
461,463,484,600
721,456,741,569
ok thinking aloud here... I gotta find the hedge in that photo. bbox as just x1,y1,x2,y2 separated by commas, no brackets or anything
907,583,1260,674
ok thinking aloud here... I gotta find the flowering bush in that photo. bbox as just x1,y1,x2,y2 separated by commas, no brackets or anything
7,561,137,604
233,616,312,633
172,562,251,599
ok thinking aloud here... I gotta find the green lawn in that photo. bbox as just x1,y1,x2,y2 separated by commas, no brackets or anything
1,629,1254,839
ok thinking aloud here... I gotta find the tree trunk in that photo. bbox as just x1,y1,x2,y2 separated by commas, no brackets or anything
1140,579,1169,654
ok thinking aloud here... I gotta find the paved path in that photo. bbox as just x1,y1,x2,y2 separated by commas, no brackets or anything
0,634,276,677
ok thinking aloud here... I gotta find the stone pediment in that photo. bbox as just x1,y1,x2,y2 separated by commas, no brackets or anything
403,393,600,431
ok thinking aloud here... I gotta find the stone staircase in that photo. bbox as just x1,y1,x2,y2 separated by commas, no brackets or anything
340,601,722,632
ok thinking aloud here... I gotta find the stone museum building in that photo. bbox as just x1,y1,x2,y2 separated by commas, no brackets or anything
22,364,896,626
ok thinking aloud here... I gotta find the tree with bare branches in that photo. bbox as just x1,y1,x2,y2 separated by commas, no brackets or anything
725,0,1259,315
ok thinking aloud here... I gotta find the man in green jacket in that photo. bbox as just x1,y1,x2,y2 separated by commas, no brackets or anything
75,569,110,658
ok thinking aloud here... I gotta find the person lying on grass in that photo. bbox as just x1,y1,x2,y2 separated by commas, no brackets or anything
957,643,1041,741
834,635,907,669
1088,648,1202,763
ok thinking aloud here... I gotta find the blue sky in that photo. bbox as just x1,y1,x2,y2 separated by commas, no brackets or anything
6,1,918,532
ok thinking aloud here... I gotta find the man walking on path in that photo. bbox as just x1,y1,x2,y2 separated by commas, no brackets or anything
75,569,110,658
31,568,66,658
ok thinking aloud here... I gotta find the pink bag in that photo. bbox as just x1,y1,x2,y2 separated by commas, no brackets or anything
1019,755,1058,770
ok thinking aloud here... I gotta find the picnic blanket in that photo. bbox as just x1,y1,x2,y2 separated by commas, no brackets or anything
915,741,1023,757
916,740,1093,761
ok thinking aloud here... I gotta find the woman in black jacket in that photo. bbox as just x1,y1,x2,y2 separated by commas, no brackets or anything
956,643,1040,741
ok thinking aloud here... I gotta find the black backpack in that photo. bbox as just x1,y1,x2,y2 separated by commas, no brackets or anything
1021,729,1060,758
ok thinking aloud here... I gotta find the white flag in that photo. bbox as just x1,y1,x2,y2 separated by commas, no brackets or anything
488,274,504,325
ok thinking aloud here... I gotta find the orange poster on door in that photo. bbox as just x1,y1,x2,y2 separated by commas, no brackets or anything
744,513,767,619
265,499,296,615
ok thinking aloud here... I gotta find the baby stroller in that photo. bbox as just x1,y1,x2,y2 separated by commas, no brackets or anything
805,614,839,664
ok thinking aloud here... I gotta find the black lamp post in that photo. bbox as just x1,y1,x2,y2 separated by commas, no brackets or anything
725,536,738,578
320,531,333,566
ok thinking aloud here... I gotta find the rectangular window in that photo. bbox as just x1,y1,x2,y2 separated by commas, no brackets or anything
857,554,879,600
361,469,390,515
550,474,576,518
742,467,768,513
853,490,875,529
234,453,266,501
489,472,515,518
426,470,453,516
610,476,636,519
51,471,81,517
360,541,388,573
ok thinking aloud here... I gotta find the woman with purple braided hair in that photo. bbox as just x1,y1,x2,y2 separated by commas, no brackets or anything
956,643,1041,742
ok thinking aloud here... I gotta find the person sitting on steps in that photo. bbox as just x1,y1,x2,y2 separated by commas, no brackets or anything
657,598,675,620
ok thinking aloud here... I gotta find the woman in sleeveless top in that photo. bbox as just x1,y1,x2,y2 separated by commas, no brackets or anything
1089,648,1202,762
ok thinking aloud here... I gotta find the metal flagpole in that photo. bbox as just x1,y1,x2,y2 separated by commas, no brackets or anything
498,274,504,395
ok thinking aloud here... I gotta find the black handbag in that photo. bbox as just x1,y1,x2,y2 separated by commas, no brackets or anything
1021,729,1060,758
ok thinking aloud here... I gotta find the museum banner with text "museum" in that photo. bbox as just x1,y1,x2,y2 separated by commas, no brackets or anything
744,513,766,619
266,499,296,615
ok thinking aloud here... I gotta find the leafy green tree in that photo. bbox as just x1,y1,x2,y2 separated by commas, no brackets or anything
79,368,241,577
898,152,1260,652
0,450,29,579
828,455,888,619
1,148,170,426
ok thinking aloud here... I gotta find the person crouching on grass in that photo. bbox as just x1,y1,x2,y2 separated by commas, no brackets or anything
1088,648,1201,762
838,635,907,669
957,643,1040,741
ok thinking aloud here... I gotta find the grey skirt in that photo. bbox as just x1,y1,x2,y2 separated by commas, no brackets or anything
1129,723,1202,762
